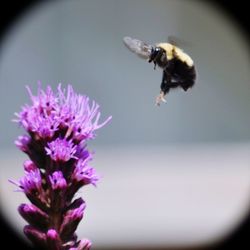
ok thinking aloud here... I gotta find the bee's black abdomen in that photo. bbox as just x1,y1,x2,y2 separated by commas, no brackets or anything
179,64,196,91
163,58,196,93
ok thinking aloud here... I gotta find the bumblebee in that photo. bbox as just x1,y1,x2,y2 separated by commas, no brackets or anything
123,36,196,106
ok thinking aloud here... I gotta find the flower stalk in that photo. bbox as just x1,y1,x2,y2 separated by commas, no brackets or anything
11,83,111,249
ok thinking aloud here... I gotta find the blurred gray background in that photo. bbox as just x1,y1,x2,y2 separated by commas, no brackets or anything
0,0,249,249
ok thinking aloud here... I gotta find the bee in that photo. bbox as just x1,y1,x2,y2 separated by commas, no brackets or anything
123,36,196,106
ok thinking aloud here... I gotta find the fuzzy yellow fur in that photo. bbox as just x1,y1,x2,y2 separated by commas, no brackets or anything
157,43,194,67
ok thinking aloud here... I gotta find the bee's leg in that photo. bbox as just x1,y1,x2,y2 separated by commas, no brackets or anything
155,90,167,106
161,72,171,95
154,61,157,70
155,71,169,106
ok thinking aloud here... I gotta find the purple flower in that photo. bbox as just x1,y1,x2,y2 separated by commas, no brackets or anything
15,135,30,153
49,171,67,190
14,83,111,141
23,160,38,172
19,169,42,194
72,159,100,186
12,83,111,249
45,138,78,162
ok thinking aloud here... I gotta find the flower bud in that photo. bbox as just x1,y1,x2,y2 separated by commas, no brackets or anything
60,199,86,241
18,203,49,229
47,229,61,250
24,225,46,247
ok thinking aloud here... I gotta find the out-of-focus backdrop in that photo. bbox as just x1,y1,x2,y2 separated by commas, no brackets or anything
0,0,249,249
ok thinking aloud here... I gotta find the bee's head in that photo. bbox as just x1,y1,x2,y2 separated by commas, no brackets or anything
148,47,160,62
148,47,167,69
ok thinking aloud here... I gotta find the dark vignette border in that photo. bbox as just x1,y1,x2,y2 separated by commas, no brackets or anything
0,0,249,249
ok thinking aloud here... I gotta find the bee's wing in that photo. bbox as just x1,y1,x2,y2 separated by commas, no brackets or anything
123,36,152,60
168,36,192,48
